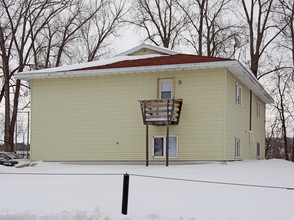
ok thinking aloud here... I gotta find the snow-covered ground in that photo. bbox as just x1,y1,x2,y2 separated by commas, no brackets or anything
0,159,293,220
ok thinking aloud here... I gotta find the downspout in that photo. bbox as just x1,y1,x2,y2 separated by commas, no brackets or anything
249,90,253,157
224,68,227,161
250,90,252,131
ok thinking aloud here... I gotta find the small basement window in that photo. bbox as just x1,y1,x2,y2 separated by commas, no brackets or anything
153,136,178,158
235,137,241,159
257,142,261,158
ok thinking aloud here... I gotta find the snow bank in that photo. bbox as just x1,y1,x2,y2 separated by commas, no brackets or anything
0,159,293,220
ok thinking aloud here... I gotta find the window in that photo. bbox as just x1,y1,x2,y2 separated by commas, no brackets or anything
236,83,242,105
154,137,164,157
153,136,178,158
257,142,261,158
257,101,261,118
0,153,10,160
235,138,241,159
158,78,174,99
161,82,172,99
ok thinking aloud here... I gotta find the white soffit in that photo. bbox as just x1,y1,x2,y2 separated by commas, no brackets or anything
227,62,273,104
15,59,273,104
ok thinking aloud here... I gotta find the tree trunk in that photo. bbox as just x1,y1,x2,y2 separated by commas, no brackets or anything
250,54,259,77
278,76,288,160
4,76,13,152
292,132,294,162
3,74,14,152
0,26,13,152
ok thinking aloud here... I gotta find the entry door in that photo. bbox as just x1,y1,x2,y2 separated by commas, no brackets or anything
158,78,175,99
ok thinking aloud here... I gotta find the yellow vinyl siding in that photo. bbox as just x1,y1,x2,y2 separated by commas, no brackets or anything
224,70,266,160
31,68,226,161
150,69,225,160
225,70,250,160
31,74,153,161
129,48,166,56
251,94,266,159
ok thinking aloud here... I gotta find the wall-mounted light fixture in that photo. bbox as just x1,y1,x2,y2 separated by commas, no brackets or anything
178,80,182,85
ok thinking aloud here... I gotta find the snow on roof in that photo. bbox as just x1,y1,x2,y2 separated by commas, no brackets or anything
22,53,164,74
14,44,274,103
116,43,178,56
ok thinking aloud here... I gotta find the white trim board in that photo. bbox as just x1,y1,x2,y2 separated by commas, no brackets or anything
15,59,273,103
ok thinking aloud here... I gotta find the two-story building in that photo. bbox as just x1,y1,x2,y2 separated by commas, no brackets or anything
15,44,273,165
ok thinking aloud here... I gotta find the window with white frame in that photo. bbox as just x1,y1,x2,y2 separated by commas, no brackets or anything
235,138,241,159
153,136,178,158
257,142,261,158
158,78,174,99
236,83,242,105
257,101,261,118
161,82,172,99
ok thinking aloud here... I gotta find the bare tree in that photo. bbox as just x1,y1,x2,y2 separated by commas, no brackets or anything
53,1,107,67
33,0,126,67
239,0,287,77
78,0,127,62
277,0,294,67
269,69,294,160
0,0,127,152
33,0,106,67
29,1,76,69
278,0,294,161
0,0,71,152
263,1,294,161
265,116,278,158
129,0,188,49
177,0,238,57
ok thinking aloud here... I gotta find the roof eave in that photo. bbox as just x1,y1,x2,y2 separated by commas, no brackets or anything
226,62,274,104
15,60,274,104
15,60,236,80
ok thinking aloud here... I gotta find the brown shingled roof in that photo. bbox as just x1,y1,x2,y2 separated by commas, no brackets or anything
74,54,233,71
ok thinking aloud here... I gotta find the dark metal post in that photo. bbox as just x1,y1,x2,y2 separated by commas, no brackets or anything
27,111,30,158
121,173,130,215
166,100,169,167
146,124,149,166
15,117,17,151
249,90,252,131
166,123,169,166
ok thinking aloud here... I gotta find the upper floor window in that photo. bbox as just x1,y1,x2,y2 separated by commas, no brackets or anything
158,78,174,99
236,83,242,105
257,101,261,118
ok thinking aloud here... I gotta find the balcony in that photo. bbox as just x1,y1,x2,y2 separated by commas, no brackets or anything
139,99,183,125
138,99,183,166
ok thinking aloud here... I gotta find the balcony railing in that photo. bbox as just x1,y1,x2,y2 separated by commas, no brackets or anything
139,99,183,125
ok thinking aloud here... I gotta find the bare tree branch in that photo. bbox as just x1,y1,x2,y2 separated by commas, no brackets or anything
129,0,188,49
